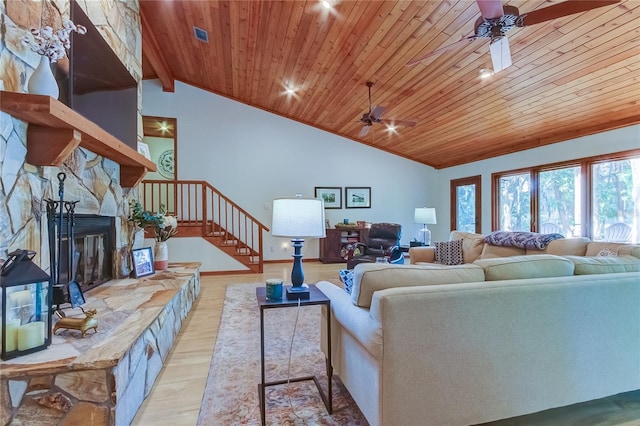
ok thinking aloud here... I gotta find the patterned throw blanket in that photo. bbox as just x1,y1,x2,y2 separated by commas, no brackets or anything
484,231,564,250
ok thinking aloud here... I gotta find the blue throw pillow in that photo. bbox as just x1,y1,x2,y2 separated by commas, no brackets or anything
338,269,354,294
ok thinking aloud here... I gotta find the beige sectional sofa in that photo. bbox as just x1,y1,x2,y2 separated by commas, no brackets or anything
316,232,640,426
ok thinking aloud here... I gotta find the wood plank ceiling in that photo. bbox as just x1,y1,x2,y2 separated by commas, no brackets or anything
139,0,640,169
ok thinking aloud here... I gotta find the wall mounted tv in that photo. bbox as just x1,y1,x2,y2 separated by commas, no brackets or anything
56,1,138,151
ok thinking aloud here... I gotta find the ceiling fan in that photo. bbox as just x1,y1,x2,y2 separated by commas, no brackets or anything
359,82,417,137
407,0,621,72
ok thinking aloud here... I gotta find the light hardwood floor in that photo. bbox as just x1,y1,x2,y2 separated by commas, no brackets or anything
133,262,639,426
132,262,343,425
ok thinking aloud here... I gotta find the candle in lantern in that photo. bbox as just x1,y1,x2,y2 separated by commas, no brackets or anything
17,321,45,351
9,290,32,307
1,320,20,352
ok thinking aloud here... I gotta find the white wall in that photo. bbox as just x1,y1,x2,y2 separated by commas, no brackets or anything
433,125,640,243
143,80,639,270
142,80,437,270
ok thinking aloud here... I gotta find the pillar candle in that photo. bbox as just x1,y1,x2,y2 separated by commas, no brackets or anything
9,290,32,307
1,320,20,352
17,321,45,351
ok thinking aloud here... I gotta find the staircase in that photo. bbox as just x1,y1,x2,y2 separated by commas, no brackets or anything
140,180,269,272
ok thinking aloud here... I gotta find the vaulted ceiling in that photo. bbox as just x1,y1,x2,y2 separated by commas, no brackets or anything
139,0,640,169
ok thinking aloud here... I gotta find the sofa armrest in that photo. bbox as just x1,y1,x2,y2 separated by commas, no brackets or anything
316,281,383,360
408,246,436,264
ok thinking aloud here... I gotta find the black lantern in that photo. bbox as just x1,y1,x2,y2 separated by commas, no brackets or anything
1,250,53,360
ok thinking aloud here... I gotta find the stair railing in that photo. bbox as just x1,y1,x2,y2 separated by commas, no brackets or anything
140,179,269,272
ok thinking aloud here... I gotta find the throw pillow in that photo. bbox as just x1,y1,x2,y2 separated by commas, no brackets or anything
338,269,354,294
597,248,617,257
434,240,464,265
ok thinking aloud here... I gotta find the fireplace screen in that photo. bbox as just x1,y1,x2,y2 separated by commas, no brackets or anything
54,215,115,293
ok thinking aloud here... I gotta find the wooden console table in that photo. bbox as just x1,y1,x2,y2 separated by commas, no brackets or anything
319,227,369,263
0,263,201,425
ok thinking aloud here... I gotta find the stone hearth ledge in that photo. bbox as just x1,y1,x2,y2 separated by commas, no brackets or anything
0,262,201,426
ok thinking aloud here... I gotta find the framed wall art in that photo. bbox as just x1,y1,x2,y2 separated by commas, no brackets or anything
345,187,371,209
314,187,342,209
131,247,155,278
137,142,151,160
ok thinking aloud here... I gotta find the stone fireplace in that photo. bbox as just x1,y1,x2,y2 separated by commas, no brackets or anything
0,0,143,272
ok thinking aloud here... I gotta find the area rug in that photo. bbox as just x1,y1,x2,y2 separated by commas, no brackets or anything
197,283,368,425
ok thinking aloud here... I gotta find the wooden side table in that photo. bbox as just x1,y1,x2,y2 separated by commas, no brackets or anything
256,284,332,425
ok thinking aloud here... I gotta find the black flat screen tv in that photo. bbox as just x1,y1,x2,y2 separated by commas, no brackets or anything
55,1,138,150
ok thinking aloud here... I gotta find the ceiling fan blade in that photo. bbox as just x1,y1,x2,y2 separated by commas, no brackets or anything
381,119,418,128
489,35,512,73
407,36,478,66
370,106,386,121
476,0,505,19
516,0,621,27
359,125,371,137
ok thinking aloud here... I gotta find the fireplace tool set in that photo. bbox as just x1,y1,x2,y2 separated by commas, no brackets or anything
45,172,98,336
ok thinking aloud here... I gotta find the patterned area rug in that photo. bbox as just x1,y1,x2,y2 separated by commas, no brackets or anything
197,283,368,425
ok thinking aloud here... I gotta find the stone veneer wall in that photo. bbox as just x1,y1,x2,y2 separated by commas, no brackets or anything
0,0,143,269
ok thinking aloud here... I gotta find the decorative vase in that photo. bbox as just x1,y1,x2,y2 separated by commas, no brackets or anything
154,241,169,271
132,228,145,249
116,246,132,279
27,56,59,99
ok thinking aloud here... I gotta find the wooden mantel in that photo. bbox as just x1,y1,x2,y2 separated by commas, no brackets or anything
0,91,156,187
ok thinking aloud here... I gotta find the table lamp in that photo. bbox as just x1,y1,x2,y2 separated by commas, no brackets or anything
272,195,326,299
414,207,437,246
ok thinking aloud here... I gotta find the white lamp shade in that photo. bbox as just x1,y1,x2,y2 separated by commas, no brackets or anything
414,207,437,225
272,197,326,238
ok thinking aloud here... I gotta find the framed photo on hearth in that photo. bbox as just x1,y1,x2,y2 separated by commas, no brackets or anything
314,187,342,209
345,187,371,209
132,247,155,278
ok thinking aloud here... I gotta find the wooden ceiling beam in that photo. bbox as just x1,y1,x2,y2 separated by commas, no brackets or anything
140,6,174,92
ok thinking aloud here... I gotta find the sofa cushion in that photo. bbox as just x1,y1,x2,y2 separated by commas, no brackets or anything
350,263,485,308
526,237,590,256
435,240,463,265
564,255,640,275
585,242,635,257
480,244,526,259
473,255,574,281
450,231,485,263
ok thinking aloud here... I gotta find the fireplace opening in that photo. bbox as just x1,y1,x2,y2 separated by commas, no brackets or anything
53,215,115,305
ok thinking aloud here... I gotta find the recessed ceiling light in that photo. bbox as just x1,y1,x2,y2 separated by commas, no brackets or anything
321,0,333,9
479,68,494,79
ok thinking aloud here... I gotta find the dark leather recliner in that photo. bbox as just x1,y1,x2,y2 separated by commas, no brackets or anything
346,222,403,269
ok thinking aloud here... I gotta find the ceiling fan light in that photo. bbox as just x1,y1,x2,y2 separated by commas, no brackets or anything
479,68,494,79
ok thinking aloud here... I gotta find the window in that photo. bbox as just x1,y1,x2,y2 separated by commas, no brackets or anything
497,173,530,232
451,176,481,233
539,166,581,237
492,149,639,243
591,157,639,242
